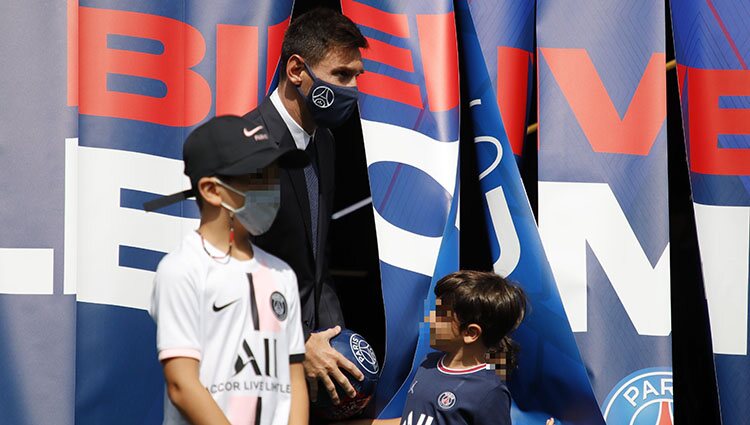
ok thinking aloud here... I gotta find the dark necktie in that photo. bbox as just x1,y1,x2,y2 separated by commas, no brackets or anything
303,136,319,258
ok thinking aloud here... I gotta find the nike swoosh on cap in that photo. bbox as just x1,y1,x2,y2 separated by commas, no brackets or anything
212,298,240,312
243,125,264,138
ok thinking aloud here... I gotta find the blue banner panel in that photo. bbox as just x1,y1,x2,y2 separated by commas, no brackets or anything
464,0,534,158
537,1,673,423
341,0,460,418
0,1,78,424
71,1,294,423
456,1,604,424
671,1,750,423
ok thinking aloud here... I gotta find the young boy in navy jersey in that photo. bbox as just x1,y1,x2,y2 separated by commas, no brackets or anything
342,270,553,425
145,116,311,425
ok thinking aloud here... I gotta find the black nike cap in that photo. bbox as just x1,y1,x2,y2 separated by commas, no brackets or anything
143,115,308,212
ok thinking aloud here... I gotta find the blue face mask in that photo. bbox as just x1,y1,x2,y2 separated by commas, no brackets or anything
297,62,359,128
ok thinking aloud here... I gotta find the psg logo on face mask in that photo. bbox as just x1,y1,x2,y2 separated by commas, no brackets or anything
312,86,335,108
603,368,673,424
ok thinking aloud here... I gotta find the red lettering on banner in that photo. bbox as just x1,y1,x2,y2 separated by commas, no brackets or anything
266,18,290,90
362,37,414,73
341,0,424,109
216,24,259,116
540,48,666,156
343,1,459,112
687,68,750,176
417,13,459,112
497,47,532,155
79,7,211,127
67,0,78,106
676,63,687,101
357,73,423,109
341,0,410,38
343,0,422,108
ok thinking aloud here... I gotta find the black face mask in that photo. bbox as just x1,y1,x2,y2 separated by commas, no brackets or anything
296,62,359,128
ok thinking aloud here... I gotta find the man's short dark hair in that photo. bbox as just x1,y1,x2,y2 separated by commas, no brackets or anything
435,270,527,370
280,8,367,78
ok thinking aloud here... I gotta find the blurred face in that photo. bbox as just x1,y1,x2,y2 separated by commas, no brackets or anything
428,298,463,352
217,163,281,210
217,163,280,219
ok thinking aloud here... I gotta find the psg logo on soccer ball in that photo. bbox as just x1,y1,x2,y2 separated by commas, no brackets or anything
603,368,673,425
350,333,379,375
312,86,335,108
312,329,379,420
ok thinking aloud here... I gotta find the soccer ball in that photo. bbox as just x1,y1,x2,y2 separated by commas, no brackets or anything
312,329,380,420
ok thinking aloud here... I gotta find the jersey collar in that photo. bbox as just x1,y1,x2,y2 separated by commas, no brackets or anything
437,355,487,375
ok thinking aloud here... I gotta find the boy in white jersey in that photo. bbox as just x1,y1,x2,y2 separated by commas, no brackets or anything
145,115,310,425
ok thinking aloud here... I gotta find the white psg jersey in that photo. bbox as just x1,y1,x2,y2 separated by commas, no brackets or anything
150,231,305,425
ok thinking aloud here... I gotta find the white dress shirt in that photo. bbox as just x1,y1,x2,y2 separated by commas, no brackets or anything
269,88,312,150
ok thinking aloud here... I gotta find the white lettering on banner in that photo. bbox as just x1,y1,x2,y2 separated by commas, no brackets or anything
0,249,54,294
486,186,521,277
475,136,503,180
694,203,750,355
538,181,671,335
0,138,73,296
361,120,458,195
372,210,441,277
360,120,459,276
622,377,673,408
74,145,198,310
455,190,460,232
472,117,522,277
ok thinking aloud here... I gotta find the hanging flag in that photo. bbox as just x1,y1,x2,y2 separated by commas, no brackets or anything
461,0,534,158
671,1,750,423
456,1,604,423
537,1,673,424
341,0,460,417
0,1,78,424
71,1,293,423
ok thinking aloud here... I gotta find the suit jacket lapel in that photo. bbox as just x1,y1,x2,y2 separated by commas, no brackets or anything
258,99,314,254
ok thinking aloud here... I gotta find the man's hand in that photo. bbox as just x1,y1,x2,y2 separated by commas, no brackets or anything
303,325,365,405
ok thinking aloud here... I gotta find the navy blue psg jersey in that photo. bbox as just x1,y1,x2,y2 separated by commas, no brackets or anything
401,353,511,425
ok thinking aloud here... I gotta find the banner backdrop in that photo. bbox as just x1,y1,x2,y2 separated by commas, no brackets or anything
537,1,674,423
459,0,533,158
455,1,603,424
341,0,460,417
671,1,750,423
0,2,78,424
69,1,294,423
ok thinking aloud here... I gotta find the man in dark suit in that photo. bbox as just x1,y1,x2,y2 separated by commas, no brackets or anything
244,8,368,406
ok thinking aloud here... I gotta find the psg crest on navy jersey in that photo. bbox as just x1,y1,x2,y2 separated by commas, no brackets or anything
437,391,456,410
